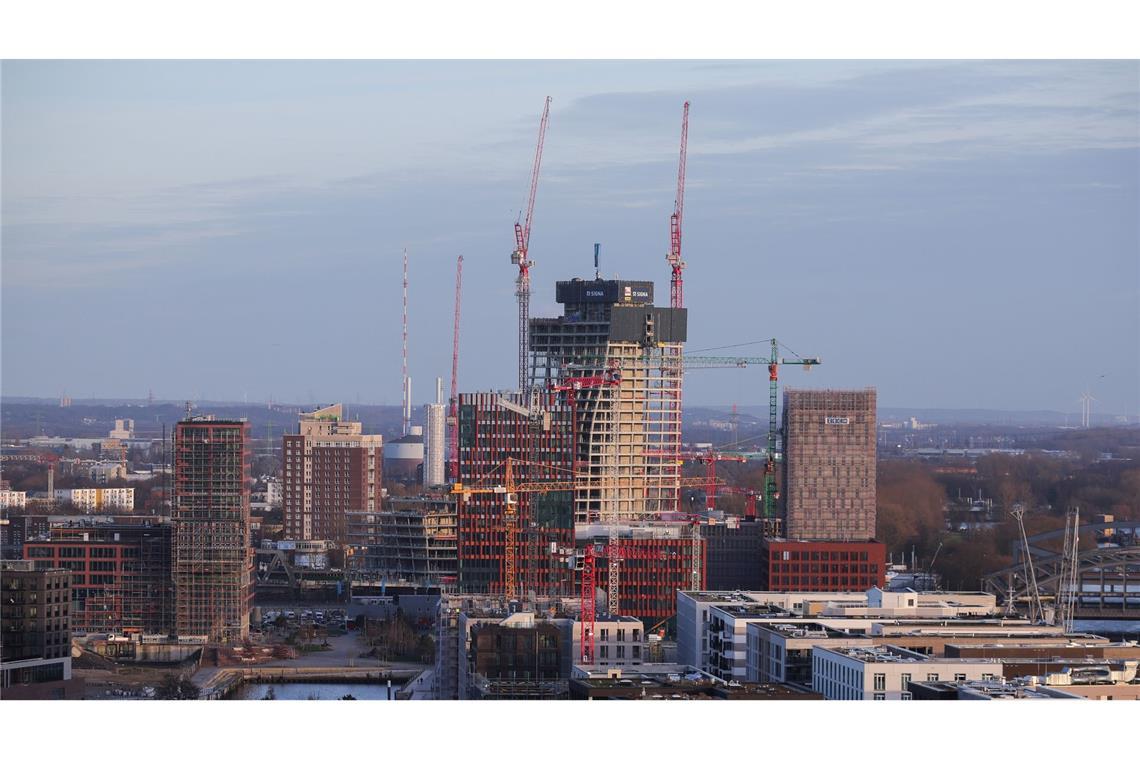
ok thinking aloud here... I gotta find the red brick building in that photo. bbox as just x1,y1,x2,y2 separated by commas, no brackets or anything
760,538,886,592
283,404,382,544
23,520,173,635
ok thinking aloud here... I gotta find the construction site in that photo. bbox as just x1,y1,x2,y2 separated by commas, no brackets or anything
172,418,253,644
415,96,885,678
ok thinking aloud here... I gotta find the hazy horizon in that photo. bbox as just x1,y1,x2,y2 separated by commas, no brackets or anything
3,60,1137,416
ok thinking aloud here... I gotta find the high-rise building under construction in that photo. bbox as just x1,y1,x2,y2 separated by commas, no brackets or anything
456,275,700,618
781,388,877,541
529,277,687,523
173,418,251,643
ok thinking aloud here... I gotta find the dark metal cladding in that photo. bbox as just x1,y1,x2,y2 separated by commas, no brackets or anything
608,305,687,344
555,279,654,305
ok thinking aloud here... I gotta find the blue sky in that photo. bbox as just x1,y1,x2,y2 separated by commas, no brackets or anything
2,60,1137,416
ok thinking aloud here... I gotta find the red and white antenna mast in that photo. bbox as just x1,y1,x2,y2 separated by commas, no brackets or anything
401,248,410,436
667,101,690,309
448,255,463,480
512,96,551,390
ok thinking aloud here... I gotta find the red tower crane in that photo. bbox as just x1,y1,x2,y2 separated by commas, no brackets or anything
512,96,552,390
448,255,463,480
667,101,690,309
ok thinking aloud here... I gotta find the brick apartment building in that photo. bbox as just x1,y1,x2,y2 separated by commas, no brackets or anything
283,403,382,544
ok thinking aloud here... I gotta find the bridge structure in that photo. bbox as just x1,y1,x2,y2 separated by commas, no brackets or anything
982,520,1140,619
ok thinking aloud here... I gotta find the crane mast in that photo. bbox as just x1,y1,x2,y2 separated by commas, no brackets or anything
401,249,410,436
448,255,463,481
667,101,690,309
512,96,552,391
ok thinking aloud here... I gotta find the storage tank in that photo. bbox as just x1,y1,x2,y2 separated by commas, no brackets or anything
384,425,424,482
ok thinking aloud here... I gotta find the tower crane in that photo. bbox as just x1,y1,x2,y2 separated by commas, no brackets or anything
448,255,463,480
569,345,820,519
450,458,721,606
763,339,821,518
667,101,690,309
512,96,552,391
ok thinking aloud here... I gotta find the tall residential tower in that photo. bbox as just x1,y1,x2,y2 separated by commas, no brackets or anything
283,404,382,544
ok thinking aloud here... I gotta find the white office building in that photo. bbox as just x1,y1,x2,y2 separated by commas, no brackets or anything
812,645,1002,700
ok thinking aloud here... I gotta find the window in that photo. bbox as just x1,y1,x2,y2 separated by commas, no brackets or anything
873,673,886,691
901,673,911,690
927,673,939,682
599,645,608,659
873,693,885,700
901,692,912,701
954,673,966,682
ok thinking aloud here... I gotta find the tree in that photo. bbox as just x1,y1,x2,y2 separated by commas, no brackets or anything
876,462,945,558
155,674,201,700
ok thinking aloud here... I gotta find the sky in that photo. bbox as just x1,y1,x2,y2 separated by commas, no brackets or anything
2,60,1138,417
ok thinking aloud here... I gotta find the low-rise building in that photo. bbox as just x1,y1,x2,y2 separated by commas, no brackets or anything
812,645,1002,700
60,487,135,513
746,621,871,685
569,664,822,700
572,616,645,668
0,489,28,508
908,679,1080,700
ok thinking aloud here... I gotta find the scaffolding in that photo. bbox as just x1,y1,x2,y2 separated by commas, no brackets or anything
782,388,877,542
172,420,251,644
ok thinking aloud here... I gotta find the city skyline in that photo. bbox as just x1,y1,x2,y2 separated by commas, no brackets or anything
2,60,1137,416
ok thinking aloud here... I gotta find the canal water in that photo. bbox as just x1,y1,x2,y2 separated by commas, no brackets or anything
234,682,394,700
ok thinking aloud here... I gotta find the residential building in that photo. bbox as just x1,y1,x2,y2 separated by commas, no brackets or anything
60,487,135,513
782,388,877,541
0,489,27,509
746,621,871,685
423,378,447,487
571,615,645,667
173,417,251,643
1,560,80,699
283,403,382,544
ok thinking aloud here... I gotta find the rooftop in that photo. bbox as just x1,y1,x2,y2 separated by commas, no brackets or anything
749,622,871,640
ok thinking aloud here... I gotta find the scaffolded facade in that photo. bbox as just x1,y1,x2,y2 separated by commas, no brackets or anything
782,388,877,542
173,419,251,643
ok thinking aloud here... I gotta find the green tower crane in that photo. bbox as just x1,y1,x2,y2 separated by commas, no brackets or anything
764,339,821,519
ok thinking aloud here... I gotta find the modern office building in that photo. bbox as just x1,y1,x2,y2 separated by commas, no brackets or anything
782,388,877,542
173,417,251,643
283,403,382,544
811,645,1001,700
